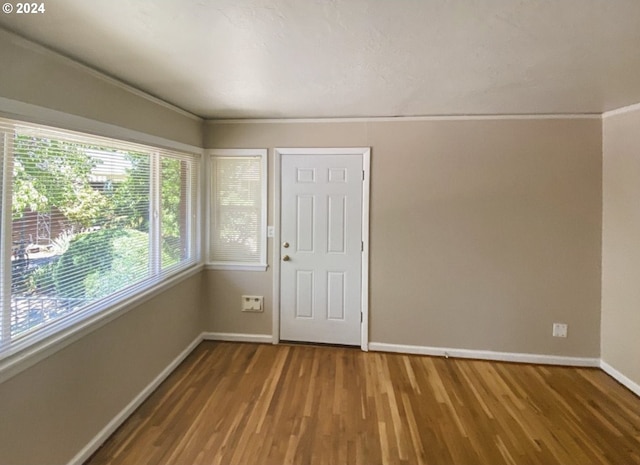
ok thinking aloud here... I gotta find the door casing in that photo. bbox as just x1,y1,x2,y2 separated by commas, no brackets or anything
273,147,370,351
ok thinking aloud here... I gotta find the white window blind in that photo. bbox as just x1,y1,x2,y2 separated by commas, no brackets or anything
0,117,200,355
209,150,267,269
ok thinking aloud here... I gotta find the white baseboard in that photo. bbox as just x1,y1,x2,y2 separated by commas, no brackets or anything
369,342,600,367
203,332,274,344
600,360,640,397
67,333,204,465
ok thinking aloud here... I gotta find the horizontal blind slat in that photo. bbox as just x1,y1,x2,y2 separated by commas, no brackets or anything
210,156,263,264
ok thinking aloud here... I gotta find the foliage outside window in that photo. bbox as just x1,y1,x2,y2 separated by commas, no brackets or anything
209,149,267,270
0,118,200,356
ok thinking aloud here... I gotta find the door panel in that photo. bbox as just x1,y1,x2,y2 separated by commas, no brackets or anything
280,153,363,345
296,195,315,252
295,270,314,319
327,272,346,320
328,195,346,253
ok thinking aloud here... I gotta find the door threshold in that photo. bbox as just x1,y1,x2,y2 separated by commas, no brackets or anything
278,340,360,350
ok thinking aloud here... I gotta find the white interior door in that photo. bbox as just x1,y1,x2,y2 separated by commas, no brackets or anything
279,152,364,345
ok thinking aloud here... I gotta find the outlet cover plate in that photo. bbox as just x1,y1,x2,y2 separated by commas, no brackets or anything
552,323,568,338
242,295,264,312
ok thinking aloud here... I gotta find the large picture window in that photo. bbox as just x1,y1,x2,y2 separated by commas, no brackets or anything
0,118,200,357
208,149,267,270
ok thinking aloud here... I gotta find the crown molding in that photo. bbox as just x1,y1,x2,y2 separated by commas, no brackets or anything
602,102,640,119
205,113,601,124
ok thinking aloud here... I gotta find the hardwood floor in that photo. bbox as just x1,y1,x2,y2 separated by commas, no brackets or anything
85,342,640,465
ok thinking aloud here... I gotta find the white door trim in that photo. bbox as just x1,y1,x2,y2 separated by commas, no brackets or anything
273,147,370,351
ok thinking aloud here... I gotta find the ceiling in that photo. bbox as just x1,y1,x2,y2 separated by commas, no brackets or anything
2,0,640,120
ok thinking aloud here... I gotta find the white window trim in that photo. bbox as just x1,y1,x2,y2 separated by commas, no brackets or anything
0,131,12,344
0,109,204,383
205,263,268,272
207,149,268,271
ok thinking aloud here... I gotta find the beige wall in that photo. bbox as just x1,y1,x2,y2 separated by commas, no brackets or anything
602,107,640,387
0,29,202,147
0,273,204,465
203,270,273,335
0,31,206,465
205,118,602,357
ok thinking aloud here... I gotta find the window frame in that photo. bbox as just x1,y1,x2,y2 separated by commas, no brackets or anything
207,149,268,271
0,116,203,383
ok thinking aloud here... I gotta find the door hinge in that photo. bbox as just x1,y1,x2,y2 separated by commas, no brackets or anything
361,312,363,322
362,170,365,181
361,241,364,252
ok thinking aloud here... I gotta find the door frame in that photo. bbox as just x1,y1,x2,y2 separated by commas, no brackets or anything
273,147,370,351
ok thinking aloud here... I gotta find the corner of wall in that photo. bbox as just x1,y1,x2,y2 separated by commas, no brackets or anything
600,103,640,392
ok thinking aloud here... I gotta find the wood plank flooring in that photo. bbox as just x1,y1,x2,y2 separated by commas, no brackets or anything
85,342,640,465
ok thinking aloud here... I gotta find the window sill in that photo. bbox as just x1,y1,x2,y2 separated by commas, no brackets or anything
0,263,204,384
205,263,268,272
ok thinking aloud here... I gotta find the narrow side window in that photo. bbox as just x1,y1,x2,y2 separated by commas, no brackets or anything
208,149,267,271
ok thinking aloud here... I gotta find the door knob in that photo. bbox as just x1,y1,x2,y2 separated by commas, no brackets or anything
282,255,290,261
282,242,290,248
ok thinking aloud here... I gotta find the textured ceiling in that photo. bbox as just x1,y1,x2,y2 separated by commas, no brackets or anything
1,0,640,119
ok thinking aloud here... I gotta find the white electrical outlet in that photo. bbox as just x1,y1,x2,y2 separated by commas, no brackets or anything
267,226,275,238
242,295,264,312
552,323,568,338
